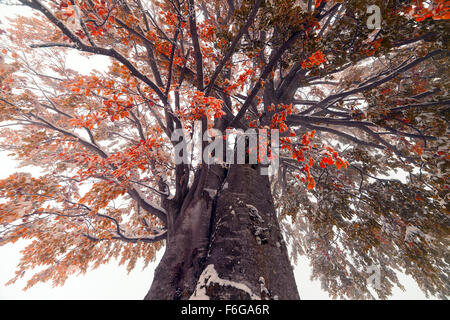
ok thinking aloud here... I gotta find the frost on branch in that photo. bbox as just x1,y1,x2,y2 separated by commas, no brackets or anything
190,264,261,300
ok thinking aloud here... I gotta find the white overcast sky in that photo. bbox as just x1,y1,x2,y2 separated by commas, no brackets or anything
0,3,435,300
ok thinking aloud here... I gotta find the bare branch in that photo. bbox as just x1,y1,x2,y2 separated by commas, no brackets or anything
205,0,262,95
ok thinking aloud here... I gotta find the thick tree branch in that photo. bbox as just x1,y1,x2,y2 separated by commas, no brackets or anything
188,0,204,90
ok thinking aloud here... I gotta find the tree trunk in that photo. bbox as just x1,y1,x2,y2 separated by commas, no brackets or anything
144,164,300,300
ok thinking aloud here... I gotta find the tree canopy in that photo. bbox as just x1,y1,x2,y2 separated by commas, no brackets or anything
0,0,448,299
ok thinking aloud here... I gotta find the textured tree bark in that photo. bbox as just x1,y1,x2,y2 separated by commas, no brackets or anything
144,164,299,300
